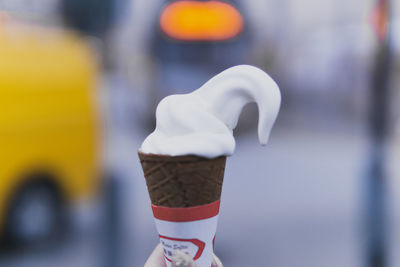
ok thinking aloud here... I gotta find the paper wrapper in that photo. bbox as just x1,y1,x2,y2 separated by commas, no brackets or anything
138,152,226,267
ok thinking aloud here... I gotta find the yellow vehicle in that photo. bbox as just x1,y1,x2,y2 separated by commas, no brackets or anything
0,24,101,244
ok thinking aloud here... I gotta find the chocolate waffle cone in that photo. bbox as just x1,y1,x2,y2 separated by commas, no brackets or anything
138,152,226,208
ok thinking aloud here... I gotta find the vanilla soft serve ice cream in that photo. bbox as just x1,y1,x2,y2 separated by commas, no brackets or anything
140,65,281,158
139,65,281,267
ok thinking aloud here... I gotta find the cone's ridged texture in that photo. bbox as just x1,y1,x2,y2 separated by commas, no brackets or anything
138,152,226,208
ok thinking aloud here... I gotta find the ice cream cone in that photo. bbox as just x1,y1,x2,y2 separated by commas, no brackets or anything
138,152,226,267
138,152,226,208
139,65,281,267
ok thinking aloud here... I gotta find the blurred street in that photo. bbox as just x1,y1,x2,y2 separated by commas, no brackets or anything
0,0,399,266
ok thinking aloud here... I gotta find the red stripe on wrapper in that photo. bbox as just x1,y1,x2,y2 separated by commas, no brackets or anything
152,200,220,222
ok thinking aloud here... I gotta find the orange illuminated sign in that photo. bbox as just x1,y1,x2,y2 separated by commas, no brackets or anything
160,0,244,41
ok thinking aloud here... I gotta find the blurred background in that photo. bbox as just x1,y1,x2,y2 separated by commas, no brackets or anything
0,0,399,266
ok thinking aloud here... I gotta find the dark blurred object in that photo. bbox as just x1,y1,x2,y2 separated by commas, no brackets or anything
2,174,66,247
102,174,122,267
365,0,392,266
152,0,249,70
60,0,115,37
